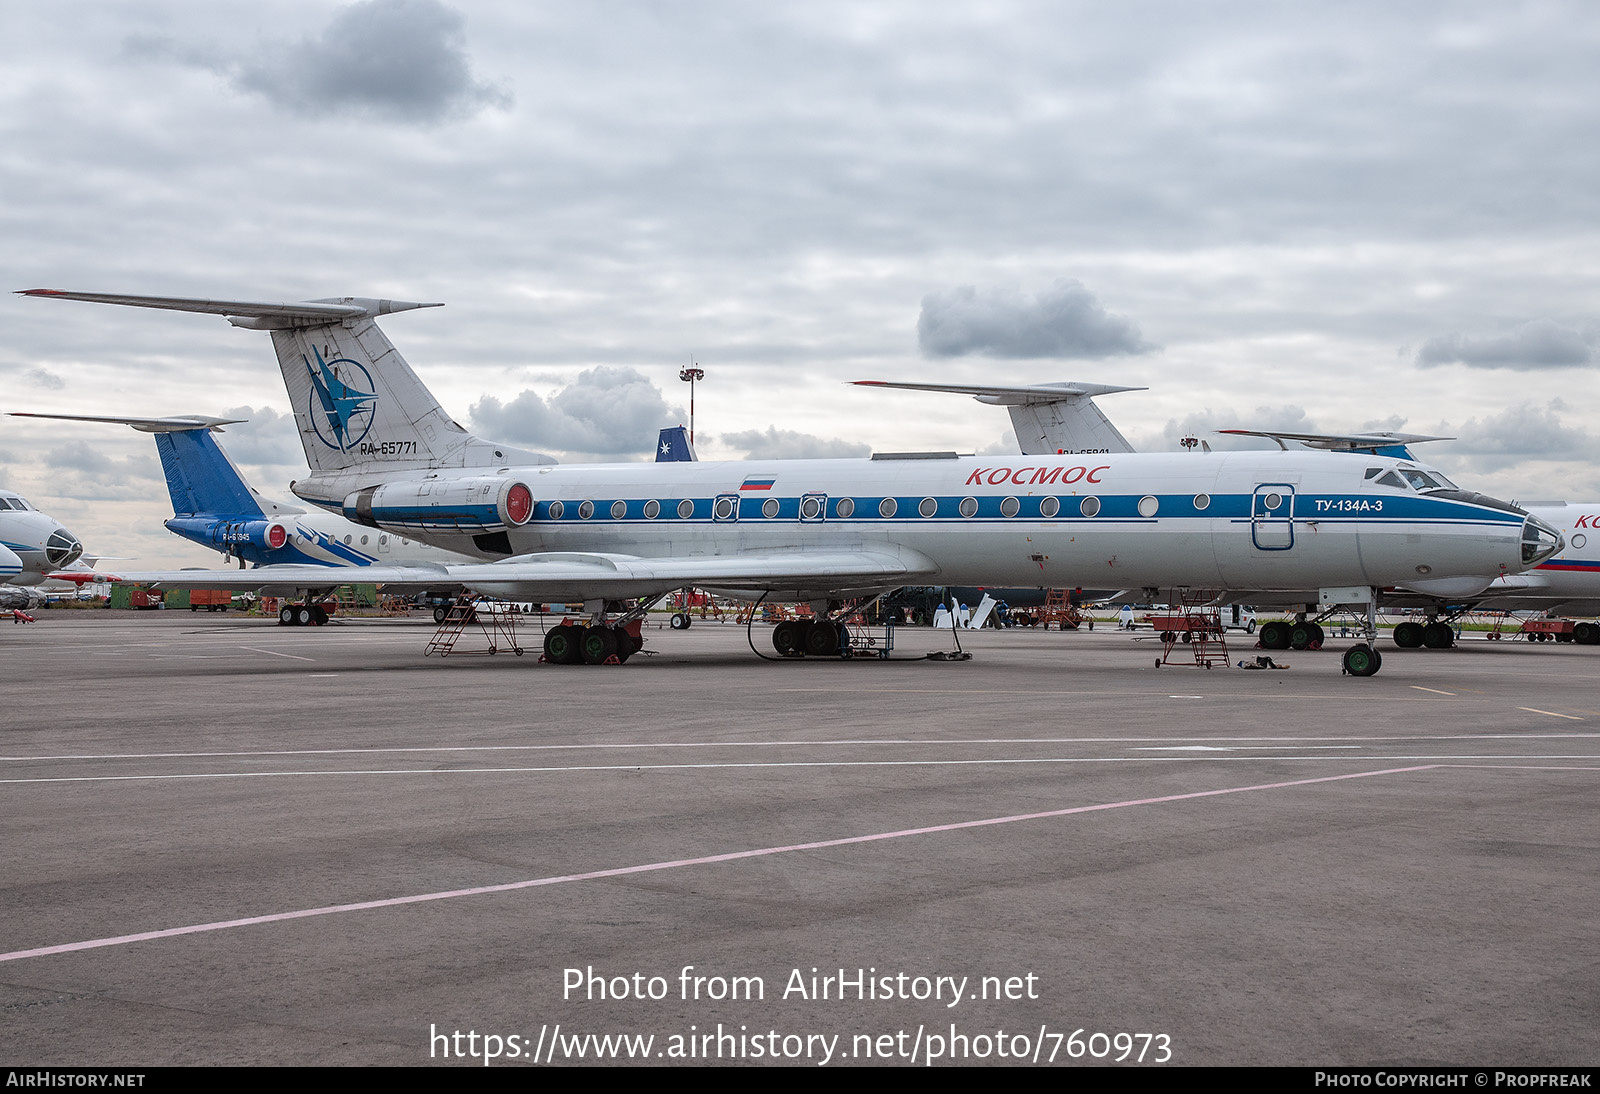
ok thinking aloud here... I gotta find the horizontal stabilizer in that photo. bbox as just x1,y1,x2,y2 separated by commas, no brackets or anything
17,289,440,329
853,379,1145,406
11,411,245,433
1217,429,1454,453
853,378,1140,455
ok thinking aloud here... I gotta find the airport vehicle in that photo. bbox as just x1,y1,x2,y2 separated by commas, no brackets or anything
9,411,473,623
20,289,1563,675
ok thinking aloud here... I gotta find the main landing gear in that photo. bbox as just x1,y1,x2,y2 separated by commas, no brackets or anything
1392,620,1457,649
1257,618,1325,651
542,620,645,665
538,597,659,666
278,602,331,626
771,618,847,658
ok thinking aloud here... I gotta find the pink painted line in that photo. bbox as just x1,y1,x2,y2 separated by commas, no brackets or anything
0,765,1435,965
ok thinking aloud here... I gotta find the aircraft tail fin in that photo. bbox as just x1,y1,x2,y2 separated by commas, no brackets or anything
265,307,518,474
655,425,698,462
17,290,556,475
153,430,265,518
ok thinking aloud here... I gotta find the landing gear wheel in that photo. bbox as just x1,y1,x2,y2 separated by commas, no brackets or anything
433,605,448,624
1259,621,1291,650
1289,623,1315,650
772,620,806,657
279,606,295,626
581,626,619,665
1393,621,1424,648
1342,643,1382,677
1422,621,1455,649
294,606,314,626
613,628,641,663
1575,622,1599,645
543,626,585,665
312,605,329,626
804,620,842,657
670,612,691,630
1307,623,1324,650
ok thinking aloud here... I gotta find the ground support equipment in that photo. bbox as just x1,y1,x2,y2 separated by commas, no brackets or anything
1152,597,1230,669
426,600,525,658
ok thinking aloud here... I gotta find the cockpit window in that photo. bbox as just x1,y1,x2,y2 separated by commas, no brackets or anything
1376,471,1407,489
0,498,13,510
1364,467,1383,479
1399,469,1444,490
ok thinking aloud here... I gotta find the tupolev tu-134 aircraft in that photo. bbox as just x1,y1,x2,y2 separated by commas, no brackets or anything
19,289,1564,675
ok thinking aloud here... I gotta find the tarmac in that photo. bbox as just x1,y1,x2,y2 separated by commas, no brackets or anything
2,610,1596,1066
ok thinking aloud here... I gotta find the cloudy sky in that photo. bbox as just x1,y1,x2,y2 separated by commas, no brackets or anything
4,1,1600,566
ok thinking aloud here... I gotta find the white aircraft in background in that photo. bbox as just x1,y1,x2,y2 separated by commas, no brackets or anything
19,288,1564,676
858,380,1599,648
9,411,474,625
0,487,85,609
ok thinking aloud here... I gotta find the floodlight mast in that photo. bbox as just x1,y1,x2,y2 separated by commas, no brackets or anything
679,364,704,444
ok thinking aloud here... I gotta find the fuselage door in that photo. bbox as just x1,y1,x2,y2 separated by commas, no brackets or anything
1252,484,1295,550
799,493,827,522
713,493,741,522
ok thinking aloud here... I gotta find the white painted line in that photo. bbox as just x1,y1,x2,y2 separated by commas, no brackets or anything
1136,745,1232,751
1519,707,1583,721
11,753,1598,786
239,646,315,662
0,765,1437,965
1133,745,1363,752
1410,686,1456,696
4,732,1596,764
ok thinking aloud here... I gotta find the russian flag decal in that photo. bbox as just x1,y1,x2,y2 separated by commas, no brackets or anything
740,477,776,491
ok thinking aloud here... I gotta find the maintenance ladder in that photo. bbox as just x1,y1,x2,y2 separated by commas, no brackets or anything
425,602,527,657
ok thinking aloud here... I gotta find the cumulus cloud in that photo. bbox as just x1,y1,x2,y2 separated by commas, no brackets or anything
43,441,161,493
469,367,681,460
717,427,871,460
1415,320,1598,370
214,406,304,469
1434,402,1597,471
918,279,1156,360
24,367,65,390
132,0,510,123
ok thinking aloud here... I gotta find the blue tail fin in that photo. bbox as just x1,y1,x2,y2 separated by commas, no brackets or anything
655,426,698,462
154,430,264,518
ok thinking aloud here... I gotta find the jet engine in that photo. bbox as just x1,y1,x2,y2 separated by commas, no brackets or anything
342,477,534,533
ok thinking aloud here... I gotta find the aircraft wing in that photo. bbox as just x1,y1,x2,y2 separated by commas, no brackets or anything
112,549,938,601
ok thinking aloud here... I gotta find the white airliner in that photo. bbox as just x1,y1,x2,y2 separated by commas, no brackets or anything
0,488,84,592
858,380,1600,647
19,289,1564,675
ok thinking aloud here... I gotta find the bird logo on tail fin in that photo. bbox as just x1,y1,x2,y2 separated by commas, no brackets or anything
304,345,377,451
